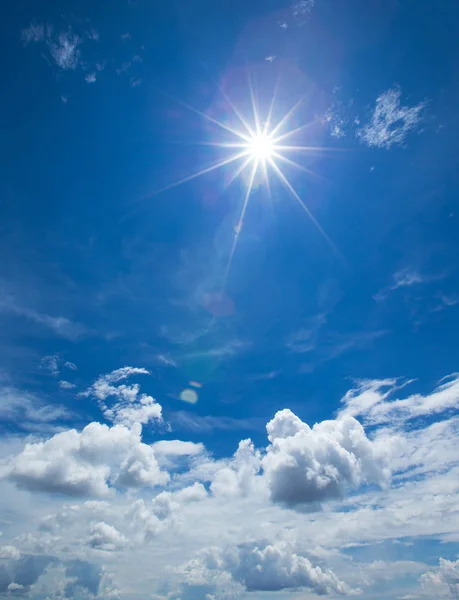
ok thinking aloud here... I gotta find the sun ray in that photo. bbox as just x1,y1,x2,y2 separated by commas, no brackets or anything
217,86,256,139
160,89,252,143
269,94,308,138
274,144,344,154
248,71,262,136
272,151,330,185
222,160,259,290
272,118,319,143
268,157,340,259
133,80,343,280
222,155,253,192
264,75,281,136
137,150,250,204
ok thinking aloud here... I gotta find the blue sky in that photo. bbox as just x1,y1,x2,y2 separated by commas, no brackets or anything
1,0,459,598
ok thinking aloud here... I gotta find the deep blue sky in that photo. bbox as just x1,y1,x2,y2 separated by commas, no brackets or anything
0,2,459,598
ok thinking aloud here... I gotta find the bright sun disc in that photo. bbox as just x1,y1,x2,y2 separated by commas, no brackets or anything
248,133,274,161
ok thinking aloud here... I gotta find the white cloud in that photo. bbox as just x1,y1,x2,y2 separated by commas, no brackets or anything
2,372,459,599
48,30,81,70
0,545,21,560
64,361,78,371
0,386,71,429
40,355,59,376
85,72,97,83
8,582,24,591
21,23,46,44
292,0,315,18
340,375,459,426
151,440,205,469
391,268,426,289
59,380,76,390
85,367,162,428
175,540,355,598
88,522,126,550
407,558,459,598
7,421,169,496
0,290,86,339
211,439,262,498
262,409,389,507
357,86,427,149
222,540,355,594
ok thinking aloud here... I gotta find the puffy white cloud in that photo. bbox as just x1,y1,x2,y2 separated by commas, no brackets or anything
357,86,427,149
7,421,169,497
88,522,126,550
224,541,355,594
0,545,21,560
178,540,355,597
210,439,262,498
86,367,162,428
151,483,208,520
3,372,459,600
59,380,76,390
418,558,459,597
262,409,389,507
151,439,205,457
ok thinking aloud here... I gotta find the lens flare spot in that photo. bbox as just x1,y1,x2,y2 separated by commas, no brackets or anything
180,388,198,404
189,381,203,389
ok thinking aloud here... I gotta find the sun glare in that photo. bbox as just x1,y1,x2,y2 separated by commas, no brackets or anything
141,81,340,288
247,133,274,161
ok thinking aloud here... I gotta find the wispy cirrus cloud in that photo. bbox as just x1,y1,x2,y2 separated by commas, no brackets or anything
40,355,60,376
357,86,427,149
168,411,265,434
21,22,48,44
0,292,86,340
0,386,72,431
374,267,445,301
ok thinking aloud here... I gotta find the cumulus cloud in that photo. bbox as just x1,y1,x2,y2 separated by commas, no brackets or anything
151,483,208,520
86,367,162,427
0,546,21,560
211,439,262,498
357,86,427,149
223,541,355,594
59,380,76,390
88,522,126,550
64,361,78,371
151,440,205,469
7,422,169,497
3,371,459,599
418,557,459,597
179,540,355,597
262,409,389,507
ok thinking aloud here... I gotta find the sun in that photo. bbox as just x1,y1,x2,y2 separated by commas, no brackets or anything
246,133,275,162
139,81,340,287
